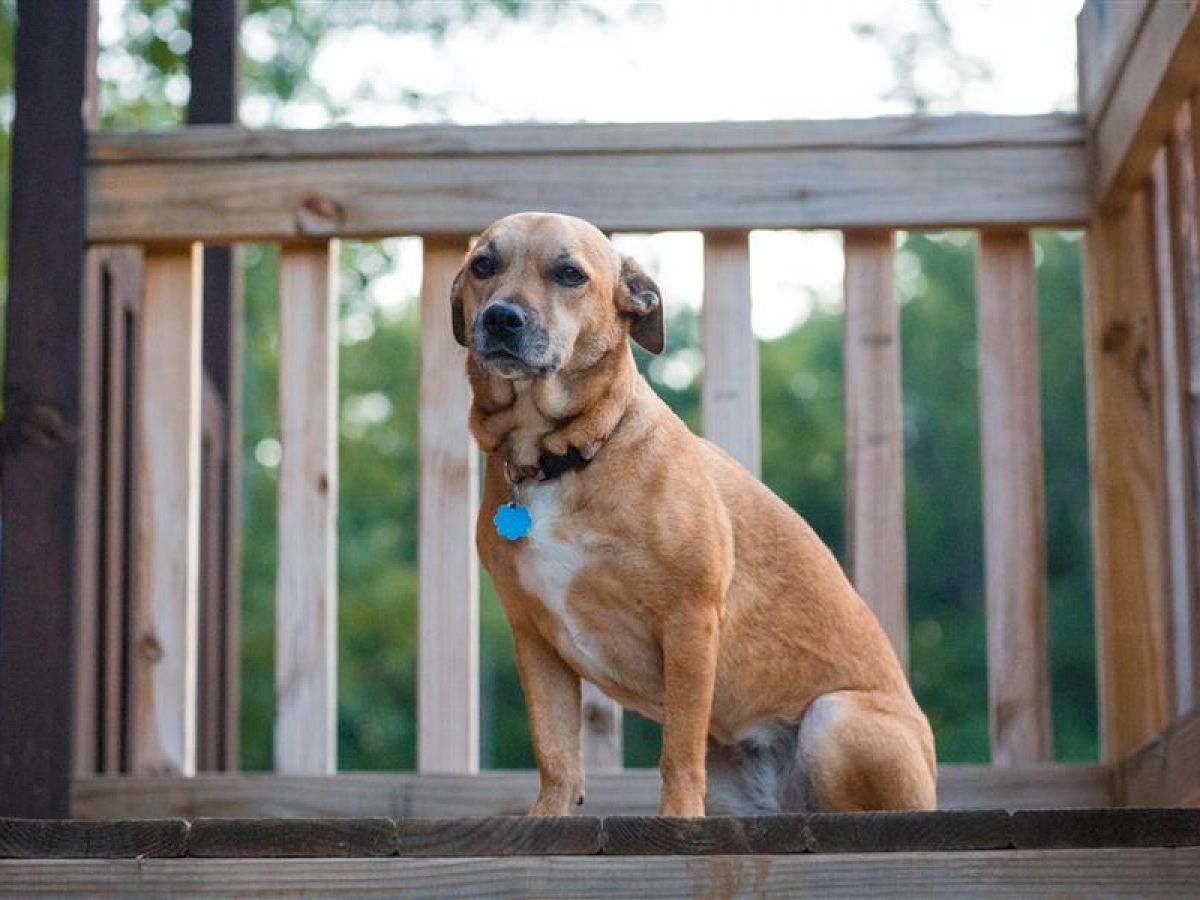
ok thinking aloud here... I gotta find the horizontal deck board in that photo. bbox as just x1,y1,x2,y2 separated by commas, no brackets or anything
70,765,1113,819
85,116,1089,243
7,809,1200,859
5,848,1200,898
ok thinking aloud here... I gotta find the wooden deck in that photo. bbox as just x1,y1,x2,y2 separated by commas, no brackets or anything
3,810,1200,897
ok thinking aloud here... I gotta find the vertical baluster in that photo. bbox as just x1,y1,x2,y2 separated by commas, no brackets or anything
418,237,480,774
275,241,340,774
976,229,1052,765
843,230,908,668
130,244,204,775
702,230,760,474
1085,190,1172,763
1170,100,1200,714
581,681,623,772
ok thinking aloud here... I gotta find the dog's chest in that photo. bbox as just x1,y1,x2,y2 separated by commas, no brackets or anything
512,481,616,682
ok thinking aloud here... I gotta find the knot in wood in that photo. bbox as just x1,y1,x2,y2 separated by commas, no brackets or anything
139,633,164,663
1101,320,1131,355
295,193,346,235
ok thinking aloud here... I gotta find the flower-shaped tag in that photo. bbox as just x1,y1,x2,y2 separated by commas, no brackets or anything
494,502,532,541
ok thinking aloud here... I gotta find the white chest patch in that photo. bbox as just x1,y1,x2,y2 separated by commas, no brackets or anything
513,481,611,680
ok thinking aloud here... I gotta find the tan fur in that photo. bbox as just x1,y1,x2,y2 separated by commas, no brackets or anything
455,212,936,817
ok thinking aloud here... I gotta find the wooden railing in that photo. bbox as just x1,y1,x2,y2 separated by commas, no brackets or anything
65,0,1200,816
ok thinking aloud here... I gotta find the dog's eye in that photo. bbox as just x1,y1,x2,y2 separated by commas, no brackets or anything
470,255,497,279
554,265,588,288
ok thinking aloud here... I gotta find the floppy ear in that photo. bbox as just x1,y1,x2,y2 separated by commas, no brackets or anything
617,255,664,354
450,269,467,347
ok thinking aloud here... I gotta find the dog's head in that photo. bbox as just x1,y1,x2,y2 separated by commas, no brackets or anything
451,212,663,378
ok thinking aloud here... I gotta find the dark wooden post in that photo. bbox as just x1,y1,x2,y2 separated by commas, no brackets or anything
0,0,96,816
188,0,244,772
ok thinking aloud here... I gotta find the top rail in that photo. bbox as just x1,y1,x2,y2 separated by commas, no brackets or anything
85,114,1088,244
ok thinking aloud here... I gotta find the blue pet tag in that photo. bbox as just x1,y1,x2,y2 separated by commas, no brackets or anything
494,502,532,541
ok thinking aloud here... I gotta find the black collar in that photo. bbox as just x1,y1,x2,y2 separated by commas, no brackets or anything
536,446,591,481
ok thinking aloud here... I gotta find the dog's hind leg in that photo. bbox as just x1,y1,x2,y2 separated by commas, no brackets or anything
793,691,937,811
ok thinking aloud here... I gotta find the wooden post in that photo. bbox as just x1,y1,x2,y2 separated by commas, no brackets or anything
1084,189,1173,764
1153,137,1199,718
0,0,94,817
976,230,1052,765
130,245,205,776
581,681,623,772
843,230,908,669
418,238,480,774
1173,96,1200,714
274,242,340,775
702,231,760,474
188,0,244,773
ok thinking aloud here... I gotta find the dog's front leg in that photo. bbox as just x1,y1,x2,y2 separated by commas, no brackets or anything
659,606,720,817
512,623,584,816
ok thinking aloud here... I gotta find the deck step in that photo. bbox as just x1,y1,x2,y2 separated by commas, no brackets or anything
3,809,1200,858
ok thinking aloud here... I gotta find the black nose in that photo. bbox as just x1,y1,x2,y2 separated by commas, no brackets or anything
482,301,528,338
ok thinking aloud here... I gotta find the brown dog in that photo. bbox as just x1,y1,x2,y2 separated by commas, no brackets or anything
453,212,936,817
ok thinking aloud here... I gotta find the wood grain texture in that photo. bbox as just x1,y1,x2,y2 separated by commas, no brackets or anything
274,242,339,775
68,764,1113,819
0,0,92,817
86,119,1089,244
1092,0,1200,204
843,230,907,667
395,817,601,856
1077,0,1152,119
580,681,622,772
1171,98,1200,715
1084,191,1173,762
975,231,1051,766
805,810,1012,854
1152,145,1199,717
1012,808,1200,848
189,818,395,858
418,238,479,774
1121,705,1200,806
90,114,1086,163
7,849,1200,897
0,818,188,859
701,231,760,474
130,246,204,776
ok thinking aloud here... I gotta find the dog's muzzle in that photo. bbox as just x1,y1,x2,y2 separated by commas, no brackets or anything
472,298,557,377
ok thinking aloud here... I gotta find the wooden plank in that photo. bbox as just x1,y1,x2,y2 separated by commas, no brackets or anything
580,681,622,772
90,115,1086,164
1084,190,1173,762
701,231,759,474
1173,96,1200,715
86,120,1089,244
805,811,1012,854
68,763,1113,819
601,816,801,855
975,230,1051,766
190,819,396,858
1012,808,1200,848
8,849,1200,897
0,0,94,818
1092,0,1200,205
274,242,340,775
843,230,907,667
129,246,204,776
1121,705,1200,806
1076,0,1152,119
189,0,244,774
418,238,479,774
395,818,602,857
101,249,142,775
1153,144,1199,717
0,819,188,859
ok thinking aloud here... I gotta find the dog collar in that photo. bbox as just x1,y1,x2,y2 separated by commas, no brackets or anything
493,439,606,541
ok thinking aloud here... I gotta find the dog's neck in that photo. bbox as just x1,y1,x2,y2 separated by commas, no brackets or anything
468,343,638,474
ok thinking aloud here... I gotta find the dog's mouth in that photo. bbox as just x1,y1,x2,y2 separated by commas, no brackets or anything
474,344,560,379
